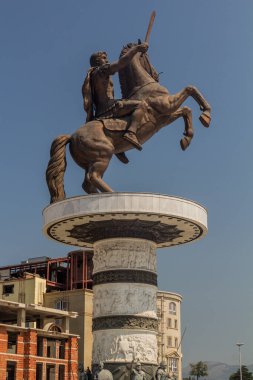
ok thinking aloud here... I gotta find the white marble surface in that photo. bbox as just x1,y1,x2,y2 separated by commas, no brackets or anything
92,329,158,364
43,193,208,248
93,283,157,318
93,239,156,273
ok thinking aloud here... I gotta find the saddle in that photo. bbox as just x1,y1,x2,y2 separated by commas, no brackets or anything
98,118,128,132
98,111,152,133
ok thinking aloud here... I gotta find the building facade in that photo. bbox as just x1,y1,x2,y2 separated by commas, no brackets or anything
157,291,183,380
0,251,93,369
44,288,93,368
0,299,78,380
0,254,183,378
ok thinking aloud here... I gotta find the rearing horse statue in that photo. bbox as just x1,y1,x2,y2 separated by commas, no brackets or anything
46,42,211,203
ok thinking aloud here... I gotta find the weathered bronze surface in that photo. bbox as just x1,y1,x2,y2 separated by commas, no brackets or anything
92,315,158,332
46,13,211,203
93,270,157,286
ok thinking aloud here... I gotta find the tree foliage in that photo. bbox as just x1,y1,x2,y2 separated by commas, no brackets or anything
189,361,208,380
229,366,253,380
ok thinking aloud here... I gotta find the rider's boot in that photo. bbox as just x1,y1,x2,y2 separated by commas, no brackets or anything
123,131,142,151
115,152,129,164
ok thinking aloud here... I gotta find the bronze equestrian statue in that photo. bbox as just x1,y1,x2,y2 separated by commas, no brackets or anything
46,16,211,203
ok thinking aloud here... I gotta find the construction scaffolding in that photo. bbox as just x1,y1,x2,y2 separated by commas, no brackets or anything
0,250,93,292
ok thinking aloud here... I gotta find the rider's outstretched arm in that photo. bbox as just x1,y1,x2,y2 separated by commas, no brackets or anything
109,43,148,74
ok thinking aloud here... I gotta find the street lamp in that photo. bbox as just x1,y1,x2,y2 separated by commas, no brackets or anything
236,343,244,380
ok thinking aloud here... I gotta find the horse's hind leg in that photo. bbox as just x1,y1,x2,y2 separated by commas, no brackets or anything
82,171,99,194
89,158,113,193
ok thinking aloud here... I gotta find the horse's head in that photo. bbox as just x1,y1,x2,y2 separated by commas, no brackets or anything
119,42,159,99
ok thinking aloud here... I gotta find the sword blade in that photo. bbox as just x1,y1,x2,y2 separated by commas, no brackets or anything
144,10,156,43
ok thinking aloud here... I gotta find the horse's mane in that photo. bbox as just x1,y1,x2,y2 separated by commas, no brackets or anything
119,42,159,99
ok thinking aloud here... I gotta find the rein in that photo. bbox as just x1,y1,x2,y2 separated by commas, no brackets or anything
125,80,157,100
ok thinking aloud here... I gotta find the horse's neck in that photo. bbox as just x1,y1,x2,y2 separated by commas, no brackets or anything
120,55,153,98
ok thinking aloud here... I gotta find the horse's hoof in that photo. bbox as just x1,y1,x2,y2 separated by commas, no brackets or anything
180,137,190,151
199,111,211,128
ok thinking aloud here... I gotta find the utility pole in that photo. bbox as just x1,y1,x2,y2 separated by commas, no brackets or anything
236,343,244,380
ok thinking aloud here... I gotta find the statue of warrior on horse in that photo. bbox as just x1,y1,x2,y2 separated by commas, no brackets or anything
46,11,211,204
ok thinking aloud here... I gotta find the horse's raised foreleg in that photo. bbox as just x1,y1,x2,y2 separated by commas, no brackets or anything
89,157,114,193
171,86,211,128
165,107,194,150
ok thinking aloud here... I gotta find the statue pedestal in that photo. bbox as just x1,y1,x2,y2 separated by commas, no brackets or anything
43,193,207,378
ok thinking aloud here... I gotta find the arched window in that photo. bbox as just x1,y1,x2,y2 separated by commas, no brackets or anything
169,302,176,315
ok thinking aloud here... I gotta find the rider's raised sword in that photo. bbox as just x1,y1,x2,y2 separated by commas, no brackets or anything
144,10,156,44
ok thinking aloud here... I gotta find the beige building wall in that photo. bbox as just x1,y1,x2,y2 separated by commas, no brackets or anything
0,275,46,304
157,291,183,380
44,289,93,368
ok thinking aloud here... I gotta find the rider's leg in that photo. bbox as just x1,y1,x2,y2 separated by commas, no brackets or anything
117,100,147,151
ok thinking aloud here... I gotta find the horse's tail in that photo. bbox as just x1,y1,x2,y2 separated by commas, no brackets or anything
46,134,71,204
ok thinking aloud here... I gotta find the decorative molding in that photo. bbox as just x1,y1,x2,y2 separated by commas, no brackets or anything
93,239,157,274
93,283,157,318
93,270,157,286
93,315,158,331
67,219,184,244
92,330,158,363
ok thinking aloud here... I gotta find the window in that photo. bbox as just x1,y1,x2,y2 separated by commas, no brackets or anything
174,319,178,329
167,318,172,328
175,338,178,348
6,361,16,380
169,302,176,315
55,299,68,311
37,337,44,357
169,357,178,372
3,284,14,295
167,336,172,347
59,340,66,359
46,364,55,380
36,363,43,380
7,332,17,354
58,365,65,380
46,339,56,358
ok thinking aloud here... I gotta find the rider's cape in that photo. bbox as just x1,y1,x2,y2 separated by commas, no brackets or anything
82,68,96,122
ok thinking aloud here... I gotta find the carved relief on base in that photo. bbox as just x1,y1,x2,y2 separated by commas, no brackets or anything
92,330,158,364
93,283,157,318
93,239,157,274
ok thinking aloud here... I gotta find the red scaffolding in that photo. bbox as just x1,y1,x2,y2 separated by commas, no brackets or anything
0,250,93,291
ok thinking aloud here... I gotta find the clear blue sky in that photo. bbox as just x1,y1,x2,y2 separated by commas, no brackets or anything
0,0,253,367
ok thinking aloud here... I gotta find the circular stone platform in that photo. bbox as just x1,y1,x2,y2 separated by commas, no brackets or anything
43,193,207,248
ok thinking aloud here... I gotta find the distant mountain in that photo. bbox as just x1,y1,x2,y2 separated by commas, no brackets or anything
183,361,253,380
